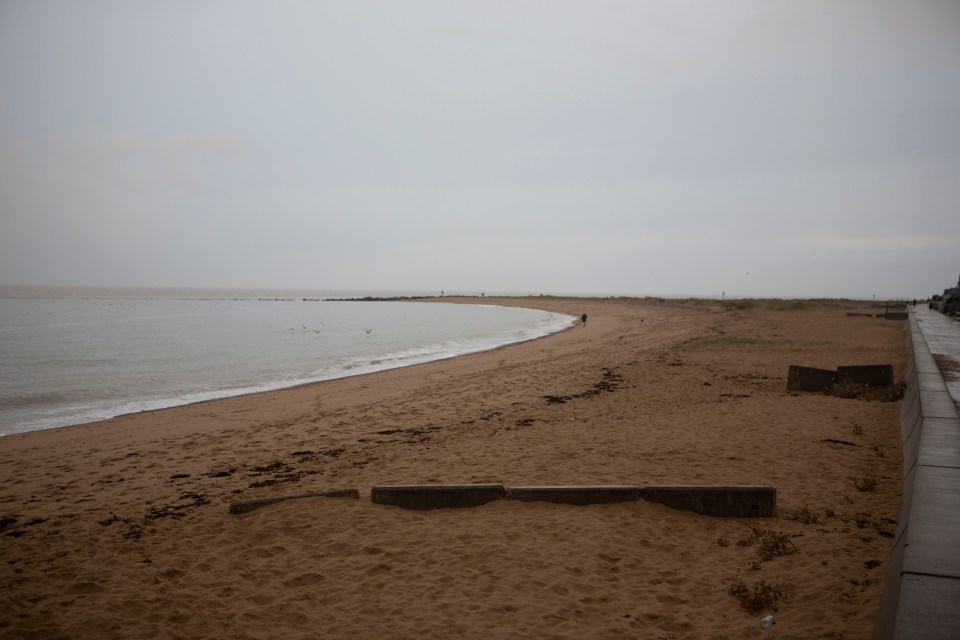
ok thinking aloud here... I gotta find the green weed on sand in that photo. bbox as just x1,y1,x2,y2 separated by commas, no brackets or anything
685,336,824,349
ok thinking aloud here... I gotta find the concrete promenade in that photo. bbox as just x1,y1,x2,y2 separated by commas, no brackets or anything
876,306,960,639
914,305,960,407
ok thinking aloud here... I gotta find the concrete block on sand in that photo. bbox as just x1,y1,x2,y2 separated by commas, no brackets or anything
837,364,894,387
787,365,837,391
643,485,776,517
507,485,643,505
372,484,506,510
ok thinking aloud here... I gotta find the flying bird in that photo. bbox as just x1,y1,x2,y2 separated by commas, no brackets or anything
365,328,373,334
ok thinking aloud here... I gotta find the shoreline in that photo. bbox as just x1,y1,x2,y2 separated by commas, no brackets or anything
1,297,586,444
1,298,575,438
0,296,906,638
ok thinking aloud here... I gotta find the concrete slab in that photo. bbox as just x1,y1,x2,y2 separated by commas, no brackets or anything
895,467,917,542
876,531,908,640
915,418,960,469
786,365,836,391
838,364,894,386
913,354,942,375
642,485,776,517
901,396,921,441
506,485,643,505
893,574,960,640
901,418,922,471
917,372,950,390
901,466,960,578
371,484,506,510
919,392,959,419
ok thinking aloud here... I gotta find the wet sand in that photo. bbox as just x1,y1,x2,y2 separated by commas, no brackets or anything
0,297,906,639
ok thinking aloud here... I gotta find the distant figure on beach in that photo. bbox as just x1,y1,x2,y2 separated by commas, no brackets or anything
581,313,587,326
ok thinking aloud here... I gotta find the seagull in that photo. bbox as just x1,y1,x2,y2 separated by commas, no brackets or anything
365,328,373,334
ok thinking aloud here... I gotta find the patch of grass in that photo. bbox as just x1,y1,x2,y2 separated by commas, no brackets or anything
687,335,829,349
688,336,780,348
768,300,809,311
785,502,820,525
826,381,906,402
854,469,879,493
727,576,786,613
722,299,760,311
737,523,799,561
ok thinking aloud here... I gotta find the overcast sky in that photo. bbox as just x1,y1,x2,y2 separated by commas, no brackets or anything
1,1,958,298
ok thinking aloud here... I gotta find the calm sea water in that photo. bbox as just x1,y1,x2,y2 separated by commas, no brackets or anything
0,288,573,436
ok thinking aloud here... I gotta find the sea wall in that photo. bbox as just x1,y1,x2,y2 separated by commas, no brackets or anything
875,314,960,639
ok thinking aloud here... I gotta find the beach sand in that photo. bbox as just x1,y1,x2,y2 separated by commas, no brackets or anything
0,297,906,639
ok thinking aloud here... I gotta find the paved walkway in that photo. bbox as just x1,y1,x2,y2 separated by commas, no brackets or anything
914,305,960,409
876,306,960,640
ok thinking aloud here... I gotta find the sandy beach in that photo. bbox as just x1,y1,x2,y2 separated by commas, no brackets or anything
0,297,906,639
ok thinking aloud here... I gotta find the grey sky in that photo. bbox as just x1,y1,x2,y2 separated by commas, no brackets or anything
1,1,958,298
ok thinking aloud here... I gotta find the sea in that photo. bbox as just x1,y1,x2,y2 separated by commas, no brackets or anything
0,287,574,437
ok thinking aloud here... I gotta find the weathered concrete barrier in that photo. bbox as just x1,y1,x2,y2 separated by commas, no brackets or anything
507,485,643,505
370,484,775,516
232,483,777,517
372,484,506,510
838,364,894,387
228,489,359,515
788,363,895,392
642,485,777,517
787,365,837,391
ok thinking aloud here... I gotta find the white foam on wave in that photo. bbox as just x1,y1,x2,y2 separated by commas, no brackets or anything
318,308,573,380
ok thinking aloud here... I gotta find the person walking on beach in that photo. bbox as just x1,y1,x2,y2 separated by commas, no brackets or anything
581,313,588,326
